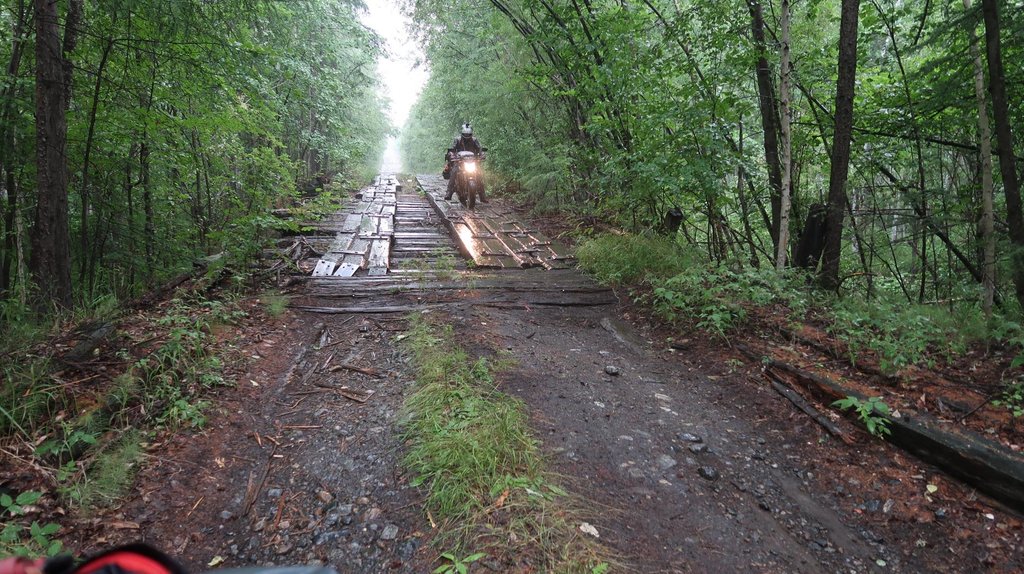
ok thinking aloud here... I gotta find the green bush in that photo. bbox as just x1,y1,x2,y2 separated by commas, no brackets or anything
576,233,691,285
650,264,808,338
829,298,980,375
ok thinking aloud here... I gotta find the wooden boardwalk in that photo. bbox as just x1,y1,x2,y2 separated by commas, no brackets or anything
417,175,575,269
307,174,577,278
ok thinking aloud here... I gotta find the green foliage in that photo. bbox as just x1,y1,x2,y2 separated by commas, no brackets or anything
829,298,977,375
65,431,143,512
399,0,1024,318
34,422,99,459
401,329,541,520
0,491,63,557
261,291,291,317
433,551,488,574
0,0,389,306
0,299,48,355
0,357,59,437
576,234,692,285
400,314,610,570
992,382,1024,419
833,396,892,437
159,398,210,429
651,263,807,338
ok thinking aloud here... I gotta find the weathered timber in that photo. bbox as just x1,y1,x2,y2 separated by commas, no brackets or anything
367,239,391,276
291,304,435,314
737,344,1024,513
767,375,854,444
61,322,116,364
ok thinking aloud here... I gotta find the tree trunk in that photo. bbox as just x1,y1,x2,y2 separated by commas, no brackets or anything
964,0,996,316
980,0,1024,308
747,0,783,251
77,39,113,290
1,0,28,295
776,0,793,269
141,139,154,280
30,0,81,310
737,118,761,267
820,0,861,291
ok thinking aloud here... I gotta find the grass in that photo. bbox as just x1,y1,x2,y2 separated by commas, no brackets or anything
261,290,291,317
400,314,612,572
65,430,143,513
575,233,691,285
1,291,236,537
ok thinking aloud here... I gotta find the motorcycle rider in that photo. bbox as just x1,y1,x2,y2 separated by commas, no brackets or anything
444,123,487,203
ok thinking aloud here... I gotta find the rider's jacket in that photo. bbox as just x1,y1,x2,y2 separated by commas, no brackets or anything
446,136,482,159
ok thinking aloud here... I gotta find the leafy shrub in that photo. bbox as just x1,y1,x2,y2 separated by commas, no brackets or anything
833,395,892,437
1,491,63,557
650,265,808,338
993,381,1024,418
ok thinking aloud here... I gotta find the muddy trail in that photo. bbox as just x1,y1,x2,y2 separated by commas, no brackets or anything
64,175,1022,573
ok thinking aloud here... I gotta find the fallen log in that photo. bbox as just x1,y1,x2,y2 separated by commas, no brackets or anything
766,374,855,445
737,344,1024,514
61,322,116,365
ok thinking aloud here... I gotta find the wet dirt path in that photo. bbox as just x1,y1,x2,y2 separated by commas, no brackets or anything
77,175,1021,573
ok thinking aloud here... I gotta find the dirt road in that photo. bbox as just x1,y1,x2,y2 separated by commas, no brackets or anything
71,176,1021,573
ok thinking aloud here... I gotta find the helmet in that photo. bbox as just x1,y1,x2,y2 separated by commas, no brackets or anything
461,123,473,137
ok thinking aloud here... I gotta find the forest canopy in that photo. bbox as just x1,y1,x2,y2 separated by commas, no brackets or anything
0,0,389,309
401,0,1024,315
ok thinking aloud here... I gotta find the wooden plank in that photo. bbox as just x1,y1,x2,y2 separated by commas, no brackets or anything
335,238,369,277
367,239,391,276
312,259,336,277
341,214,362,233
360,214,377,235
323,232,356,259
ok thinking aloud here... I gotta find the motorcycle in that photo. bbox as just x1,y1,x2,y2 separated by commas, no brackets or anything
447,149,486,209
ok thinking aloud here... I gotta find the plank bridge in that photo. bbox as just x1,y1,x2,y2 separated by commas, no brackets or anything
298,174,613,311
308,174,577,278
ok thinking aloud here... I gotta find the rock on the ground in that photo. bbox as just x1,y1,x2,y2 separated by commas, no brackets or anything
698,466,720,481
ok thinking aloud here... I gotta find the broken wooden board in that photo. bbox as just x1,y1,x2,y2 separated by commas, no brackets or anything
306,178,397,278
367,238,391,276
312,259,336,277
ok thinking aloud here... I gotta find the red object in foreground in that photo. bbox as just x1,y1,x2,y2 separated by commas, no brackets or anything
0,558,45,574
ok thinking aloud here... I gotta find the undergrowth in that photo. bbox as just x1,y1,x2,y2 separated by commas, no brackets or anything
400,313,611,572
577,232,1022,374
0,292,242,554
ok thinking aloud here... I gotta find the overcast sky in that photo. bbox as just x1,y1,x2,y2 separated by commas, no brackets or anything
360,0,429,130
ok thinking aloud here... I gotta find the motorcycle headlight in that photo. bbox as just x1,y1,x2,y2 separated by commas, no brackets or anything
464,161,477,174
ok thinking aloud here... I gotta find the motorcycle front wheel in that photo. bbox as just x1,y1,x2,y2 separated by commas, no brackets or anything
467,180,478,209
